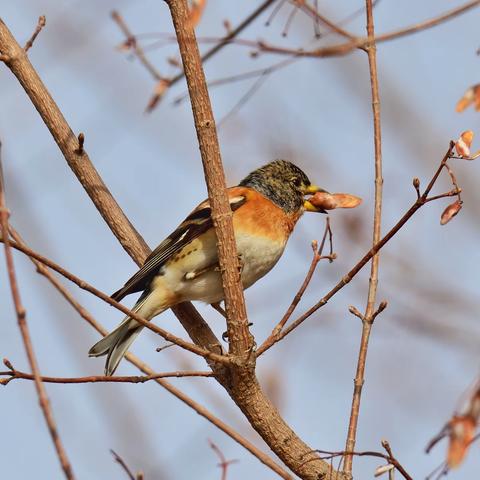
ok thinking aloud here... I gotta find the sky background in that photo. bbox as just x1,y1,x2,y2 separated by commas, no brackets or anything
1,1,480,479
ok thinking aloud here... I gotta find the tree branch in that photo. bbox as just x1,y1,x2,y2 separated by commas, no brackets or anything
166,0,252,360
0,367,213,385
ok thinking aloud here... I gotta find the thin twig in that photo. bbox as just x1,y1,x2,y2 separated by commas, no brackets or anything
23,15,46,52
110,450,138,480
167,0,277,88
0,366,213,386
0,144,75,479
112,11,164,81
306,445,413,480
344,0,383,474
295,2,356,40
208,439,238,480
113,1,277,110
266,217,334,341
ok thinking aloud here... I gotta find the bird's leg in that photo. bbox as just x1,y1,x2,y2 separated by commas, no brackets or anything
184,262,219,280
185,254,242,281
211,301,226,318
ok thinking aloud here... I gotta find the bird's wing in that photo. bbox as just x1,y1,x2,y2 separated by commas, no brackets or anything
111,193,247,301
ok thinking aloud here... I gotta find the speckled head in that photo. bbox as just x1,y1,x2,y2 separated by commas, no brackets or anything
239,160,314,214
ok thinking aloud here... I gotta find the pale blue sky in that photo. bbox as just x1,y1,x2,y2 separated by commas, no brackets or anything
1,1,480,479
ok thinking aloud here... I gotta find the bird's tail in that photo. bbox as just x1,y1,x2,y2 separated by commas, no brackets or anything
89,292,165,376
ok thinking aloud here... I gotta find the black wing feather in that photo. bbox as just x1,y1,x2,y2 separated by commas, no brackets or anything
111,196,246,301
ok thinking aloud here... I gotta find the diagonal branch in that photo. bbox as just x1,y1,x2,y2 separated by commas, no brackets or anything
0,145,75,479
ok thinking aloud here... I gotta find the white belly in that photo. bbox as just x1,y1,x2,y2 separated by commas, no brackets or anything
160,230,286,305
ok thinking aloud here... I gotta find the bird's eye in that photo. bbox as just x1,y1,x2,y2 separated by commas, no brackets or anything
291,176,302,187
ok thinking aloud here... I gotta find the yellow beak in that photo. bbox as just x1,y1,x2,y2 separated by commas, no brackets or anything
303,185,328,213
303,184,326,195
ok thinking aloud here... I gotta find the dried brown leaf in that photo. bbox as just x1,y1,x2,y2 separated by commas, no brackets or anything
447,416,476,468
440,200,462,225
455,130,474,157
456,85,480,113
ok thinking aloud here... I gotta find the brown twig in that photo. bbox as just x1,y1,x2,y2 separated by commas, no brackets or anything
308,443,413,480
295,2,356,40
0,236,229,365
0,17,150,262
6,229,290,480
112,1,277,111
344,1,383,474
112,11,164,81
23,15,46,52
111,450,141,480
208,439,238,480
166,0,251,360
255,0,480,58
264,217,334,343
0,365,213,386
0,145,75,479
167,0,277,88
256,142,460,356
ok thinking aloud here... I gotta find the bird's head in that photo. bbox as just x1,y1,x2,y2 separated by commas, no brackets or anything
239,160,328,214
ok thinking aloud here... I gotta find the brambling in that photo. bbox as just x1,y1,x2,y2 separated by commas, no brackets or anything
89,160,328,375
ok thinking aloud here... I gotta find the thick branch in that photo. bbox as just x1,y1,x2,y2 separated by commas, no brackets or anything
166,0,251,358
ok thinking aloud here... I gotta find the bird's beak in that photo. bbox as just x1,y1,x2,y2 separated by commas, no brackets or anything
303,185,328,213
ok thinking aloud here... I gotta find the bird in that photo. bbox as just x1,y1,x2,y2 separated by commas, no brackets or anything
89,160,328,375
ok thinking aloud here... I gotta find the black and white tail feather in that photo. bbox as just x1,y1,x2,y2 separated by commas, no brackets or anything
88,292,162,376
